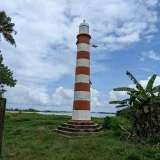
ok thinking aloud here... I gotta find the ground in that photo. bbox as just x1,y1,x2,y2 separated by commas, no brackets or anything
1,113,160,160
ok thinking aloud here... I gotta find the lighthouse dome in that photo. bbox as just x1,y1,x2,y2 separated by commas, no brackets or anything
79,20,89,34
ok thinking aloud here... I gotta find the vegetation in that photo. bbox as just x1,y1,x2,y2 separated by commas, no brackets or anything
0,55,17,97
1,113,160,160
0,10,17,156
116,107,131,119
0,11,17,97
110,71,160,138
0,11,17,46
5,108,39,112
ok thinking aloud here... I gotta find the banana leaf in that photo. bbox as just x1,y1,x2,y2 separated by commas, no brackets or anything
133,100,141,107
109,100,126,104
137,84,147,96
151,96,160,101
116,104,127,108
126,71,139,85
121,98,130,103
144,106,149,113
133,93,146,102
152,100,160,104
113,87,135,92
129,96,136,105
111,121,128,132
139,90,148,101
152,85,160,93
146,74,156,92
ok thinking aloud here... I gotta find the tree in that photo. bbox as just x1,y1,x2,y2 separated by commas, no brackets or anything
109,71,160,137
0,11,17,46
0,54,17,97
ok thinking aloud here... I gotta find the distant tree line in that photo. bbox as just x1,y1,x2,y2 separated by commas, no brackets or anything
5,108,38,112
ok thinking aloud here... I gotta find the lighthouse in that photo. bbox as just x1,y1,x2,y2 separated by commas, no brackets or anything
72,20,91,121
56,21,102,137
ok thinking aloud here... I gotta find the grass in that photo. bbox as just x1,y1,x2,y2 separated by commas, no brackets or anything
1,113,160,160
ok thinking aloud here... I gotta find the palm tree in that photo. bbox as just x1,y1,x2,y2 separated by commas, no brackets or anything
109,71,160,137
0,11,17,47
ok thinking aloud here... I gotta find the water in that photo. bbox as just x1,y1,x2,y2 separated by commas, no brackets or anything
6,111,115,118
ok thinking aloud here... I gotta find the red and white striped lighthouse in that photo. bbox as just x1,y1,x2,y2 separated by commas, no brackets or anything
72,20,91,121
56,21,102,136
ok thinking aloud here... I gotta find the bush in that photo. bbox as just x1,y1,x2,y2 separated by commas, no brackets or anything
103,116,112,130
126,154,140,160
146,134,160,145
116,107,131,119
5,114,11,120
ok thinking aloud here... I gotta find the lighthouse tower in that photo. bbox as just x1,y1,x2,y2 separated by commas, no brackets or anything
56,21,102,137
72,20,91,121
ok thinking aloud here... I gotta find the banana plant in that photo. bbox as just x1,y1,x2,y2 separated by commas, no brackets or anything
109,71,160,137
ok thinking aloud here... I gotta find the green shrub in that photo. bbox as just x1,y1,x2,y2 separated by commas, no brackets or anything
103,116,112,130
5,114,11,120
12,128,23,135
116,107,131,119
155,153,160,160
146,133,160,145
126,154,140,160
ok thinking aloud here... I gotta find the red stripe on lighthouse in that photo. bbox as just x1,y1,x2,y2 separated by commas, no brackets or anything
77,51,90,60
77,33,91,44
74,83,90,91
73,101,90,110
76,66,90,75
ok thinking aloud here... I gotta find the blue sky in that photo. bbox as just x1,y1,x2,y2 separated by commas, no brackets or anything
0,0,160,112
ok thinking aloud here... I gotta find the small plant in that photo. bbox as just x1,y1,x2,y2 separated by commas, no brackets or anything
103,116,112,130
116,107,131,119
4,114,11,120
126,154,140,160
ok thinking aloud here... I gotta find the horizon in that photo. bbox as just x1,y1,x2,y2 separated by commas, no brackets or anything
5,107,116,113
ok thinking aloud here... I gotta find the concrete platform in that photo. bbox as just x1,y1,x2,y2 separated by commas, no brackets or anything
55,120,102,138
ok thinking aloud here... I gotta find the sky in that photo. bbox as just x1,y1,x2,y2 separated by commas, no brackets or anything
0,0,160,112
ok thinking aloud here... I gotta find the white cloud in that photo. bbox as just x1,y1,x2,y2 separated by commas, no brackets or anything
109,90,128,101
109,90,117,101
139,76,160,88
102,32,140,44
51,87,74,106
4,83,108,109
90,88,102,107
140,57,145,61
141,50,160,61
145,24,158,34
145,35,154,43
139,68,152,72
146,0,159,6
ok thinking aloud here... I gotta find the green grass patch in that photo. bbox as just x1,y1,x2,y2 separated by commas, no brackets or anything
1,113,160,160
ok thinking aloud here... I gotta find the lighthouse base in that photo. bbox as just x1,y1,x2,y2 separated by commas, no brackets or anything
55,120,102,138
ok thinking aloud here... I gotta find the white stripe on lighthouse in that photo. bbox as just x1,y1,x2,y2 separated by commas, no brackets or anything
77,43,90,52
76,59,90,67
74,91,90,101
75,75,90,83
72,110,91,120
